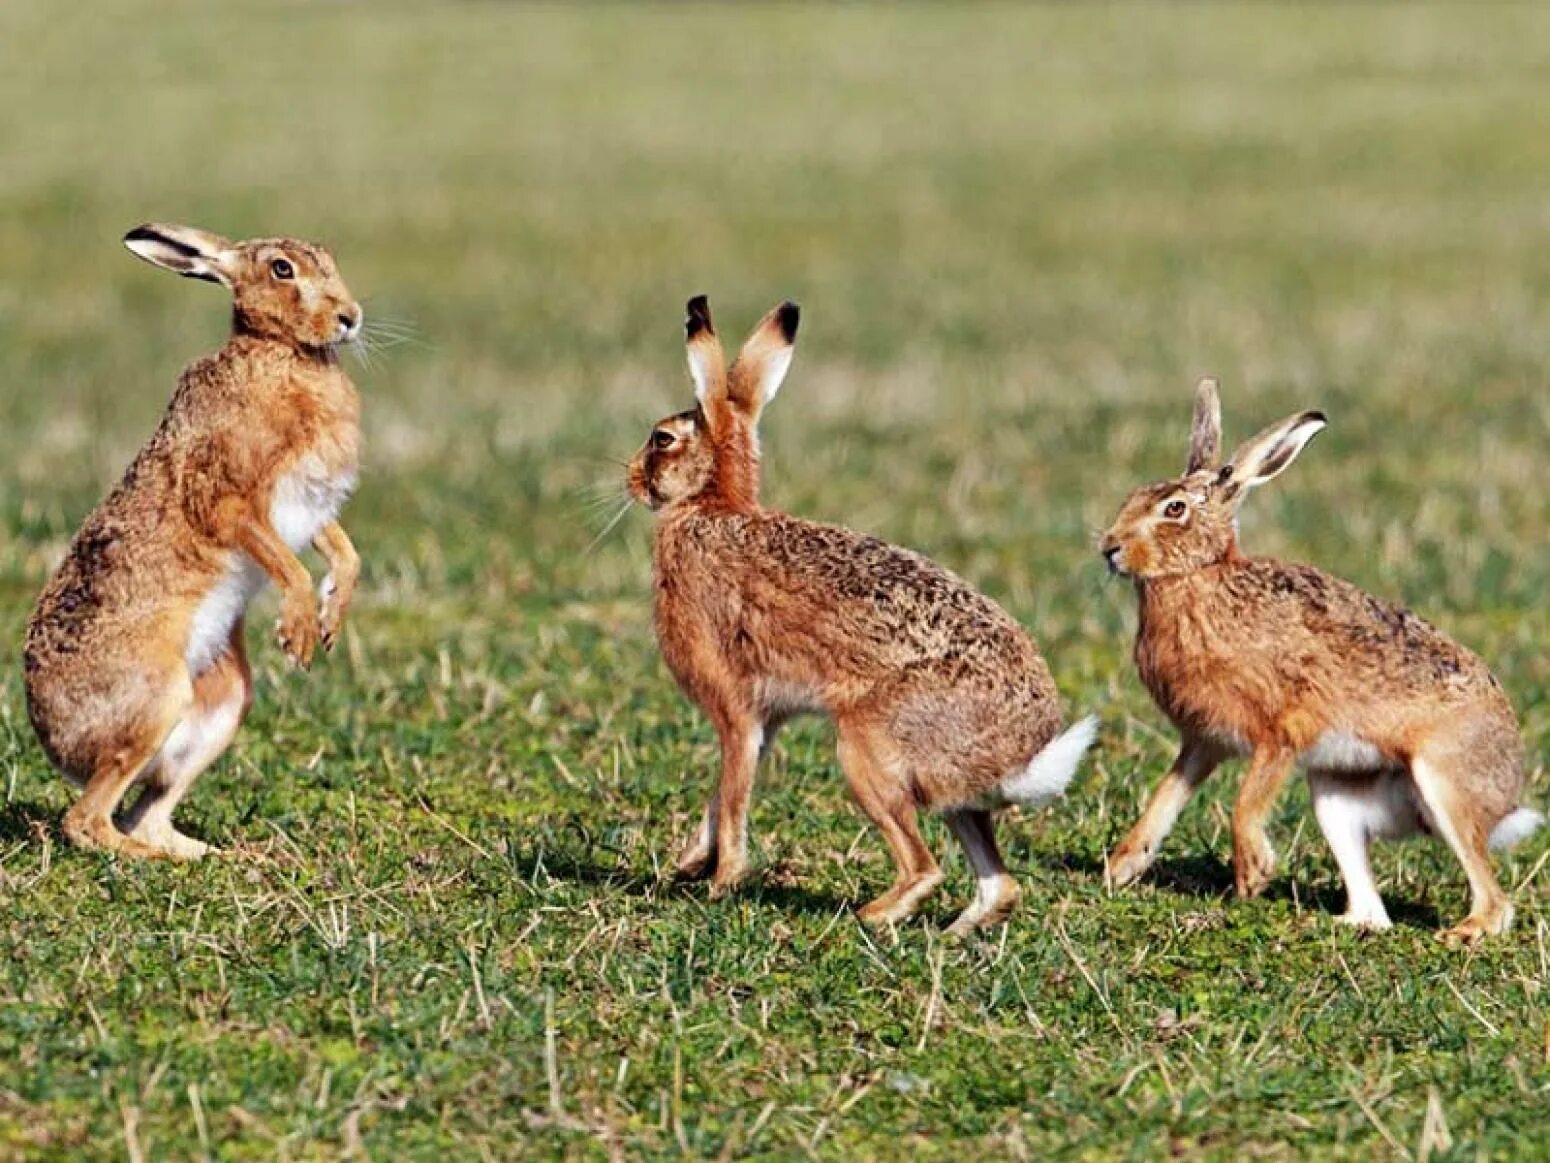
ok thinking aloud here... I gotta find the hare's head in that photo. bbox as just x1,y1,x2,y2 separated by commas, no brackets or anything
1100,378,1326,579
125,223,362,352
628,295,799,512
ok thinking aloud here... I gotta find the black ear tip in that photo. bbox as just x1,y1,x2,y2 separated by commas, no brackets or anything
1308,410,1329,426
775,301,800,342
123,225,158,244
685,294,713,338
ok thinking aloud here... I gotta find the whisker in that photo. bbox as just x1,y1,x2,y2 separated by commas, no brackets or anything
572,491,629,518
345,337,376,373
568,475,631,517
572,474,628,497
360,307,418,326
360,330,422,350
577,491,626,512
362,322,419,339
584,499,634,555
359,318,431,352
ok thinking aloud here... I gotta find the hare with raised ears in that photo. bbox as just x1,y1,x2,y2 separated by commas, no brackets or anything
627,296,1096,934
1100,378,1541,944
24,224,365,860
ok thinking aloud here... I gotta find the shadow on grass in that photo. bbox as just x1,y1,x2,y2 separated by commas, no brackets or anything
1034,847,1441,931
516,842,850,918
1144,853,1443,931
0,799,54,844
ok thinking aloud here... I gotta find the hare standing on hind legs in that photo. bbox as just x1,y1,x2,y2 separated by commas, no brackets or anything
25,224,365,860
1099,377,1541,944
627,296,1096,934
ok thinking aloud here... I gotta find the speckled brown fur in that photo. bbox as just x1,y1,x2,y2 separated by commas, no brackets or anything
1101,378,1534,943
628,297,1088,933
24,223,364,860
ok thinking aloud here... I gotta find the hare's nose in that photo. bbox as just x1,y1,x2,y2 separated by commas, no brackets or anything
337,309,362,336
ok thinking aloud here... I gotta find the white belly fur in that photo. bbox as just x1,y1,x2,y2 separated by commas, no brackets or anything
184,457,357,674
1309,769,1425,841
1299,730,1401,773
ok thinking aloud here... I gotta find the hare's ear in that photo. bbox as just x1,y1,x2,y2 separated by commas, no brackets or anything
727,301,799,422
123,224,238,288
1185,377,1222,474
684,294,727,410
1219,409,1327,502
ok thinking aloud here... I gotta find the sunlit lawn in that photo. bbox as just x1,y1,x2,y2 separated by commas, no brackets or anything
0,2,1548,1157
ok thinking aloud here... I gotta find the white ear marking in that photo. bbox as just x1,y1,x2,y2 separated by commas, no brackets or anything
682,294,723,408
756,347,793,406
688,348,715,406
123,224,236,288
734,300,799,416
1225,410,1327,498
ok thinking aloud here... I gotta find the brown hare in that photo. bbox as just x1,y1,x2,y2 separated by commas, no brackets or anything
1100,377,1541,944
627,296,1096,934
25,224,364,860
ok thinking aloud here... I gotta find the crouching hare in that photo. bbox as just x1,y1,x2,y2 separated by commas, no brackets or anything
25,224,364,859
1100,377,1541,944
627,296,1096,934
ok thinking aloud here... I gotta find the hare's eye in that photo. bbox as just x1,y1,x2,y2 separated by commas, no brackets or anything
1163,499,1188,520
270,258,295,280
652,430,675,450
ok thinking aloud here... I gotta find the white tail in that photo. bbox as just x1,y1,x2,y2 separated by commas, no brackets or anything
998,715,1098,808
1488,807,1544,852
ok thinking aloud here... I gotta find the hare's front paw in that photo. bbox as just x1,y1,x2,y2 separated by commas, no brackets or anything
318,573,354,651
1105,840,1154,890
1233,833,1276,899
674,837,716,881
1437,903,1512,947
278,591,321,669
708,859,748,900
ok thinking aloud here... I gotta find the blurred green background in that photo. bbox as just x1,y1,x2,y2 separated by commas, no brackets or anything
0,2,1547,1158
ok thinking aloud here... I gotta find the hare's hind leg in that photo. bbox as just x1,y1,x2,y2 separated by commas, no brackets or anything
62,675,191,859
1309,771,1393,930
835,721,943,927
1410,753,1513,945
944,809,1020,936
119,626,252,861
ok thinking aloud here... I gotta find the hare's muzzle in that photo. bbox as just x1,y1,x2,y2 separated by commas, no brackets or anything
334,306,363,343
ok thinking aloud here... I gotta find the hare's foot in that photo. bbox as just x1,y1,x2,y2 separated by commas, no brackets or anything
277,590,321,669
857,868,944,928
318,575,353,651
62,811,167,860
945,874,1021,937
1105,840,1156,890
707,855,749,900
125,817,216,861
674,842,715,881
674,805,718,881
1337,904,1393,932
1438,903,1512,947
1232,832,1276,899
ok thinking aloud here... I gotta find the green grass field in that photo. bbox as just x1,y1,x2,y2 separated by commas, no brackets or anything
2,2,1549,1158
